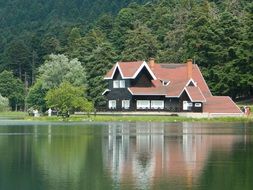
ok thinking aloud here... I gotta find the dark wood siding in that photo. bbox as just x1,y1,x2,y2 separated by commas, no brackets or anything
130,67,153,87
165,98,180,112
105,89,132,110
108,68,130,89
179,91,203,112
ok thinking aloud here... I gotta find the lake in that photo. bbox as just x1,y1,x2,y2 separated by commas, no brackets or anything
0,120,252,190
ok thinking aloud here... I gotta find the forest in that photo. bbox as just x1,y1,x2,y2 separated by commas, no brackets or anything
0,0,252,111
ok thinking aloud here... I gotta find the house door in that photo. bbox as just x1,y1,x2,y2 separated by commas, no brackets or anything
183,101,188,111
183,101,193,111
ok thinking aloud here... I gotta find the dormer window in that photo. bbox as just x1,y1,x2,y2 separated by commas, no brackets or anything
186,79,197,87
113,80,125,88
162,81,170,86
120,80,125,88
113,80,119,88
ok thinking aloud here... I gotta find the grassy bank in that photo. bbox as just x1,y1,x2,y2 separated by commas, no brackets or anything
25,114,253,123
1,111,252,123
0,111,27,118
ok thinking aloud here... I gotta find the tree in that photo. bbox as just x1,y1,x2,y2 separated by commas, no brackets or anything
85,42,116,106
121,24,158,61
0,70,25,110
0,94,9,112
26,80,47,112
38,54,86,90
45,82,93,116
3,40,31,80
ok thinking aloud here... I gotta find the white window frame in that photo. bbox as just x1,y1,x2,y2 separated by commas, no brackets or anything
183,101,192,111
113,80,119,88
113,80,125,88
119,80,125,88
151,100,164,109
108,100,116,109
122,100,130,109
195,103,202,107
137,100,150,109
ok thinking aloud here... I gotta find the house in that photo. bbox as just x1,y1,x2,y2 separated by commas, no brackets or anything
103,58,242,116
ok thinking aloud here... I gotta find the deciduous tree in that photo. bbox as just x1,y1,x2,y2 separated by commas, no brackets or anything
45,82,93,116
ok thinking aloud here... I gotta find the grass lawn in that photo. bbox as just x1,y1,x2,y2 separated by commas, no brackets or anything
25,114,253,123
0,111,28,118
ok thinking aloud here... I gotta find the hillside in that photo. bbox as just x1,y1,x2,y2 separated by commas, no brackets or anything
0,0,147,78
0,0,252,109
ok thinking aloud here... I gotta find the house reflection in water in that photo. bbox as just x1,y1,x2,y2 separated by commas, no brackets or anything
102,122,242,189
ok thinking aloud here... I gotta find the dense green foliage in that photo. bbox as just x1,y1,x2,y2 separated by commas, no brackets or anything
38,54,86,89
0,94,9,112
45,82,93,116
0,0,252,109
26,54,89,111
26,79,47,112
0,70,25,110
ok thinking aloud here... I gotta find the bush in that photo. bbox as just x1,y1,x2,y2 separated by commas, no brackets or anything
0,94,10,112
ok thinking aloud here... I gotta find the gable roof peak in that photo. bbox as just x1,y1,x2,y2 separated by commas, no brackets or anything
104,60,157,80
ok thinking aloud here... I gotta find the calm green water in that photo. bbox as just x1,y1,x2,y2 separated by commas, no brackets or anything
0,121,252,190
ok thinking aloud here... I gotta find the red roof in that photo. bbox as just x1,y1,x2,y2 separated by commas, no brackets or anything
203,96,242,113
185,86,206,102
150,64,212,97
104,61,145,79
166,80,187,97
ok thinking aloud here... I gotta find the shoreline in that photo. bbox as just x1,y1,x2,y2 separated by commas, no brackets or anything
25,114,253,123
0,112,252,123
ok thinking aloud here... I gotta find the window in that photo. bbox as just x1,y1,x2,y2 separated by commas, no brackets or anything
137,100,150,109
183,101,192,111
151,100,164,109
120,80,125,88
162,81,170,86
113,80,125,88
122,100,130,109
195,103,202,107
108,100,116,109
113,80,119,88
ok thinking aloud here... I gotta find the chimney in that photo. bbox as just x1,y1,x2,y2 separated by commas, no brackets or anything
187,59,193,79
149,58,155,70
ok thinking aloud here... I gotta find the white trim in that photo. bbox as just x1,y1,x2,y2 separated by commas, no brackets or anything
227,97,243,113
165,87,185,98
108,100,116,109
128,88,133,95
104,61,157,80
104,62,118,79
198,87,207,102
186,78,197,87
128,87,166,96
119,80,125,88
122,100,130,109
136,100,150,109
132,61,157,80
113,80,120,88
184,87,206,102
102,89,110,95
104,62,124,79
195,103,202,107
151,100,164,109
195,65,212,95
162,81,170,86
